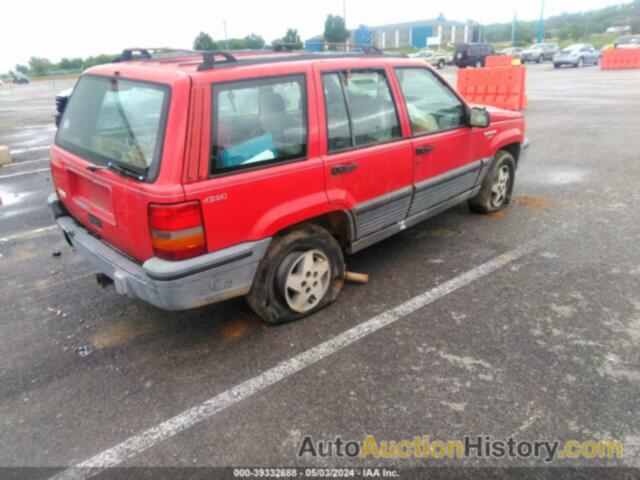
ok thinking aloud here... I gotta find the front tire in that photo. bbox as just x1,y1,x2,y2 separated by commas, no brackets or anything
577,57,584,68
246,224,345,324
437,59,445,69
536,55,543,63
468,150,516,214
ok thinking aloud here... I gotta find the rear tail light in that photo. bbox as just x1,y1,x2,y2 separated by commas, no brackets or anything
149,201,206,261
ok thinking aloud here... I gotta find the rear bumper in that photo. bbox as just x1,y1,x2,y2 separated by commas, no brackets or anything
48,194,271,311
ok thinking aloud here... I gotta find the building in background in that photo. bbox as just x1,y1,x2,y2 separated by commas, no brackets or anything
305,15,479,52
355,15,479,49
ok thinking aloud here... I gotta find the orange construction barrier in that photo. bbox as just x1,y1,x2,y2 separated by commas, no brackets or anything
601,49,640,70
456,66,527,111
485,55,512,67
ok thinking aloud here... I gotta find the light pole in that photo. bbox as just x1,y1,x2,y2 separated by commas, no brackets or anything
511,10,517,47
343,0,347,25
537,0,545,43
223,20,229,50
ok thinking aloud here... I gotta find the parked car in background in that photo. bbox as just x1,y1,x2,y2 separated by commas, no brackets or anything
408,49,452,69
521,43,560,63
10,71,29,84
614,35,640,49
454,43,498,68
501,47,524,59
48,47,527,324
54,88,74,127
553,44,600,68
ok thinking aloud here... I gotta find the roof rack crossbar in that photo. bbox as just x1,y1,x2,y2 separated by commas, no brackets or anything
197,50,238,71
116,48,152,62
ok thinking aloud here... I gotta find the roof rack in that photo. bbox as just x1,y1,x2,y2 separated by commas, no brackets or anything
112,46,403,72
114,47,238,70
115,48,152,62
196,51,238,71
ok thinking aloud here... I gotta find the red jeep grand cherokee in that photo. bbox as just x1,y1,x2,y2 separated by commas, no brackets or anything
48,48,528,324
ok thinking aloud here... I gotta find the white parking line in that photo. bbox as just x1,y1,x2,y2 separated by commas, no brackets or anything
9,145,50,155
0,225,56,243
2,157,49,168
0,167,50,179
49,230,554,480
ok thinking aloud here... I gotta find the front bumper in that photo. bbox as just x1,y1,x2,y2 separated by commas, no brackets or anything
553,58,579,66
520,138,530,165
48,194,271,311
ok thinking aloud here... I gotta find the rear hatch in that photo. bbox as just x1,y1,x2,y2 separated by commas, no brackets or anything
454,45,469,61
51,74,184,261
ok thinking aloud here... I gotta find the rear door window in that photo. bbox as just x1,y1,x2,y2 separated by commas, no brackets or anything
211,75,307,174
55,75,170,179
322,70,401,153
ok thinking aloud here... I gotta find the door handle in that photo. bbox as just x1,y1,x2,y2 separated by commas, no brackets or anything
415,146,435,155
331,163,358,175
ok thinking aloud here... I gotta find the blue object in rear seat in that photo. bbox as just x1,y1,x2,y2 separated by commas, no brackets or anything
220,133,277,168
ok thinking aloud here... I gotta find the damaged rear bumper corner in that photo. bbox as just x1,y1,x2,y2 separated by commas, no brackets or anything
47,193,271,311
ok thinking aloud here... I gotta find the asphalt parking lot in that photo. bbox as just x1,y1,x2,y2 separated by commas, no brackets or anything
1,63,639,478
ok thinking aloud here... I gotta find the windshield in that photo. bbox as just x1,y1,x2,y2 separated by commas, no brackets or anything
56,75,169,178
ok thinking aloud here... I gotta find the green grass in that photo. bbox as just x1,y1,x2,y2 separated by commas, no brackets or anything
556,32,616,49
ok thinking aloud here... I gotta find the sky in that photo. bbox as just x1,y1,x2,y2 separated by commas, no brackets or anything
0,0,628,72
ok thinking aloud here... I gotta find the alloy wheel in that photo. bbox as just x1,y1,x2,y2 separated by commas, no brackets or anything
279,250,331,313
490,165,511,208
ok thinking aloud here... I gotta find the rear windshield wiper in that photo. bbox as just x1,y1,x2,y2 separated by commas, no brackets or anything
87,162,146,181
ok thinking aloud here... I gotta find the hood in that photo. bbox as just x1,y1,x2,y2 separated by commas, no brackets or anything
472,104,523,122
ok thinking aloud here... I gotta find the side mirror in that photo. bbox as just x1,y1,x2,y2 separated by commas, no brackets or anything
469,107,490,128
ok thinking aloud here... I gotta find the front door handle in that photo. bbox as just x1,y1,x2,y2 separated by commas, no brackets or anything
416,145,435,155
331,163,358,175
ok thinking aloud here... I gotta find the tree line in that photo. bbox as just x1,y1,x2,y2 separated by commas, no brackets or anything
9,14,350,77
484,2,638,45
14,54,120,76
193,16,349,51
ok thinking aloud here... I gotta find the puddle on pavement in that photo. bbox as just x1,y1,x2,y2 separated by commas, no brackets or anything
0,190,35,207
221,316,254,341
404,227,459,240
92,320,154,349
530,167,588,186
515,195,554,210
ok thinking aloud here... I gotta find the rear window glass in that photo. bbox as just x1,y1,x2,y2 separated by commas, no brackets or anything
56,76,169,179
211,75,307,174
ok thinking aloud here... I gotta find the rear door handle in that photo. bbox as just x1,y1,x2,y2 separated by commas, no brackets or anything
331,163,358,175
415,146,435,155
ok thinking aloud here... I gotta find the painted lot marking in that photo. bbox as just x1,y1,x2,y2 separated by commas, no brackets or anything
9,145,50,155
0,225,56,243
0,167,50,180
2,157,49,168
50,230,556,480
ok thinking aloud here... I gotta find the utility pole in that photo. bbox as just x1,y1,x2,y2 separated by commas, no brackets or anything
537,0,545,43
343,0,347,25
511,11,517,47
223,20,229,50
